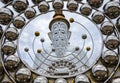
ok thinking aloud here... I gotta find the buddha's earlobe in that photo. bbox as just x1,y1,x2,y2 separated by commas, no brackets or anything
48,32,52,41
67,31,71,40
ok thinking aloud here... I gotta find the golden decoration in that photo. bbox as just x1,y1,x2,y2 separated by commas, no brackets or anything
86,46,91,51
35,31,40,37
37,49,42,53
69,18,74,23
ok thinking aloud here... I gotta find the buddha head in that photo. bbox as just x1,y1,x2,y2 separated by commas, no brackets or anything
48,10,71,57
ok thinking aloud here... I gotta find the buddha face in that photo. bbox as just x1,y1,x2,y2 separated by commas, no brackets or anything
48,21,71,57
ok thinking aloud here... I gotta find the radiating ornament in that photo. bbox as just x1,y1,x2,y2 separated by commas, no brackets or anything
13,0,28,12
80,4,92,16
0,8,13,25
13,16,25,29
25,7,36,19
2,42,16,55
53,0,63,10
38,1,49,13
5,28,18,41
105,35,120,50
87,0,103,8
67,0,78,12
92,11,105,24
101,21,114,35
5,55,20,70
104,1,120,19
16,68,31,83
102,50,118,66
92,64,108,82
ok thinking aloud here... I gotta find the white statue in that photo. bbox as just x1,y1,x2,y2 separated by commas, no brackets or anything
48,21,71,58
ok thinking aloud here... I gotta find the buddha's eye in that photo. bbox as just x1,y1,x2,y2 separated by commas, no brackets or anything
62,32,65,34
54,32,58,34
61,39,64,41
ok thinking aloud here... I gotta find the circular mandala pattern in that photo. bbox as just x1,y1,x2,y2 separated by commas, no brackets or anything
17,10,103,78
0,0,119,83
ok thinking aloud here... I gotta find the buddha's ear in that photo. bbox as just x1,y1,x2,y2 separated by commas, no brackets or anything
48,32,52,40
67,31,71,40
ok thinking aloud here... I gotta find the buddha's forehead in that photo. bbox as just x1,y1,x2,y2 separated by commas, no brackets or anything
51,21,68,32
53,27,67,31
